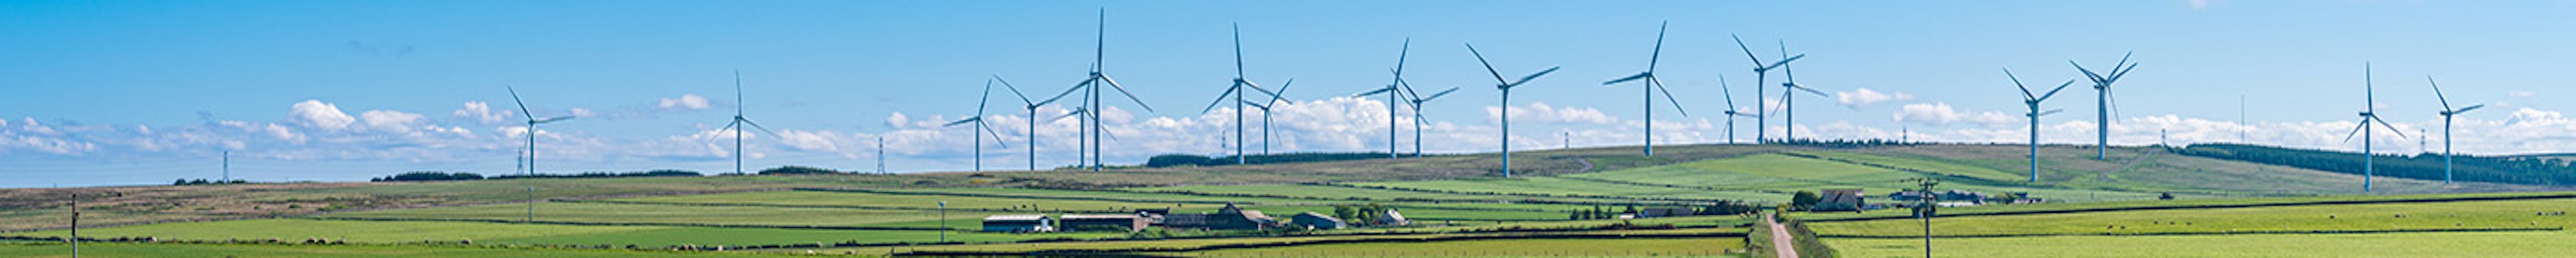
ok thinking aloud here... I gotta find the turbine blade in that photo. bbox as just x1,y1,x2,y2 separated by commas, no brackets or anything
1606,72,1652,85
1719,73,1737,109
2037,109,2063,117
1515,66,1561,87
1654,78,1688,117
1244,81,1281,99
533,116,576,124
2070,60,2104,83
738,118,781,139
1354,87,1395,97
1036,78,1093,107
2040,79,2076,101
978,80,994,115
2341,121,2367,142
2428,76,2451,110
507,87,534,120
1240,99,1269,110
2006,68,2034,100
1732,34,1766,67
1647,22,1666,72
1270,79,1295,103
1201,84,1242,114
945,117,981,127
1761,54,1805,71
1421,87,1460,102
2109,62,2142,82
1793,85,1829,97
2373,116,2406,139
1049,109,1086,122
1466,43,1511,85
994,75,1032,105
1101,75,1156,113
2456,104,2485,114
981,122,1010,148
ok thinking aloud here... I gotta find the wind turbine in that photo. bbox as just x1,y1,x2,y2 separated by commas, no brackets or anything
1034,9,1156,171
2007,67,2076,183
2344,63,2408,191
1603,22,1690,156
1732,35,1803,143
1718,74,1757,144
1354,38,1412,159
2429,76,2483,185
720,71,780,175
993,75,1042,171
945,79,1013,171
2071,52,2141,159
1242,79,1297,157
1773,40,1829,142
1197,24,1281,165
506,87,575,175
1467,42,1560,178
1399,84,1458,157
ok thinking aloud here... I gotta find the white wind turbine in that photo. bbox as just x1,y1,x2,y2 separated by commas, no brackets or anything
2005,67,2076,183
945,79,1013,171
2344,63,2408,192
1603,22,1691,156
719,71,780,175
2428,76,2483,185
1466,42,1560,178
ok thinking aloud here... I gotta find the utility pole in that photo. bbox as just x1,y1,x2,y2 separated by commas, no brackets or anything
525,186,535,224
1904,177,1941,258
69,193,78,258
221,150,230,182
877,136,888,174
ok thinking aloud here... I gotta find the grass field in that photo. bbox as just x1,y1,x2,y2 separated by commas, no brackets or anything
1809,198,2576,237
833,227,1745,255
1827,230,2576,258
0,243,789,257
320,202,983,228
1158,237,1746,257
603,190,1184,212
0,218,1110,247
1348,177,1784,202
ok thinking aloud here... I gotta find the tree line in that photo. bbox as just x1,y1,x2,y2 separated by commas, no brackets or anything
2179,143,2576,185
1144,152,1401,167
370,169,704,182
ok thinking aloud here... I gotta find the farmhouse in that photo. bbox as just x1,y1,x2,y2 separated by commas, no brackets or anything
1159,203,1276,230
1059,214,1148,232
1377,208,1410,226
1814,189,1866,212
981,214,1055,232
1288,212,1346,230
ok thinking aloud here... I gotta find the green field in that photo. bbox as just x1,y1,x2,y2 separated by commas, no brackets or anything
604,190,1185,212
1809,198,2576,237
0,218,1109,248
321,202,984,228
1161,237,1745,257
1828,231,2576,258
0,243,789,257
1348,177,1786,202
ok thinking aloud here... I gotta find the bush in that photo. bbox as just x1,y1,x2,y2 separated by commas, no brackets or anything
1790,191,1821,210
758,165,840,175
371,171,484,182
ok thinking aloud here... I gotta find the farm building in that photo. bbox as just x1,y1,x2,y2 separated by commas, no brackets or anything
1288,212,1346,230
1376,208,1409,226
1814,189,1866,212
1059,214,1148,232
1161,203,1275,230
1889,189,1987,204
981,214,1055,232
1639,207,1695,218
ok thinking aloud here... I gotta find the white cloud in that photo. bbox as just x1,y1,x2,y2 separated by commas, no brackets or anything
1834,88,1915,108
451,101,513,124
288,99,356,131
1894,102,2020,128
659,94,712,110
358,110,427,134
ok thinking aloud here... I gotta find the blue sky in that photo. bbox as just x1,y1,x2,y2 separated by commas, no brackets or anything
7,0,2576,187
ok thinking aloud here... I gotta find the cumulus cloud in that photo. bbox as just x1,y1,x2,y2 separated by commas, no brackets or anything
1834,88,1915,108
357,110,427,134
288,99,356,131
451,101,513,124
659,94,712,110
1894,103,2021,128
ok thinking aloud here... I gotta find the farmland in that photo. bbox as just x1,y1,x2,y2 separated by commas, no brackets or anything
6,143,2576,257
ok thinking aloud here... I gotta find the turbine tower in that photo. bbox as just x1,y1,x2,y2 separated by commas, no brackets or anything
1603,22,1690,156
945,79,1012,171
1773,41,1828,142
1401,85,1458,157
1466,43,1559,178
1035,9,1155,171
1732,35,1803,143
2429,76,2483,185
2343,63,2408,191
2071,52,2141,159
1242,79,1297,157
2006,68,2076,183
719,71,780,175
506,87,575,175
992,75,1042,171
1718,74,1758,144
1354,39,1412,159
1197,24,1280,165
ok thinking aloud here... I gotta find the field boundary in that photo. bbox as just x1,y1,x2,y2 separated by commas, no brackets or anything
1819,226,2566,239
1807,193,2576,222
892,230,1748,257
305,216,951,230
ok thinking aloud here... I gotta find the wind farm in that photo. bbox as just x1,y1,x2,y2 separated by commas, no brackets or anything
9,2,2576,258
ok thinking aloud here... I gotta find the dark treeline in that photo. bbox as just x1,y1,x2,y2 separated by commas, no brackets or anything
371,169,703,182
1144,152,1401,167
171,178,251,185
756,166,839,175
2179,143,2576,185
1770,138,1929,148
